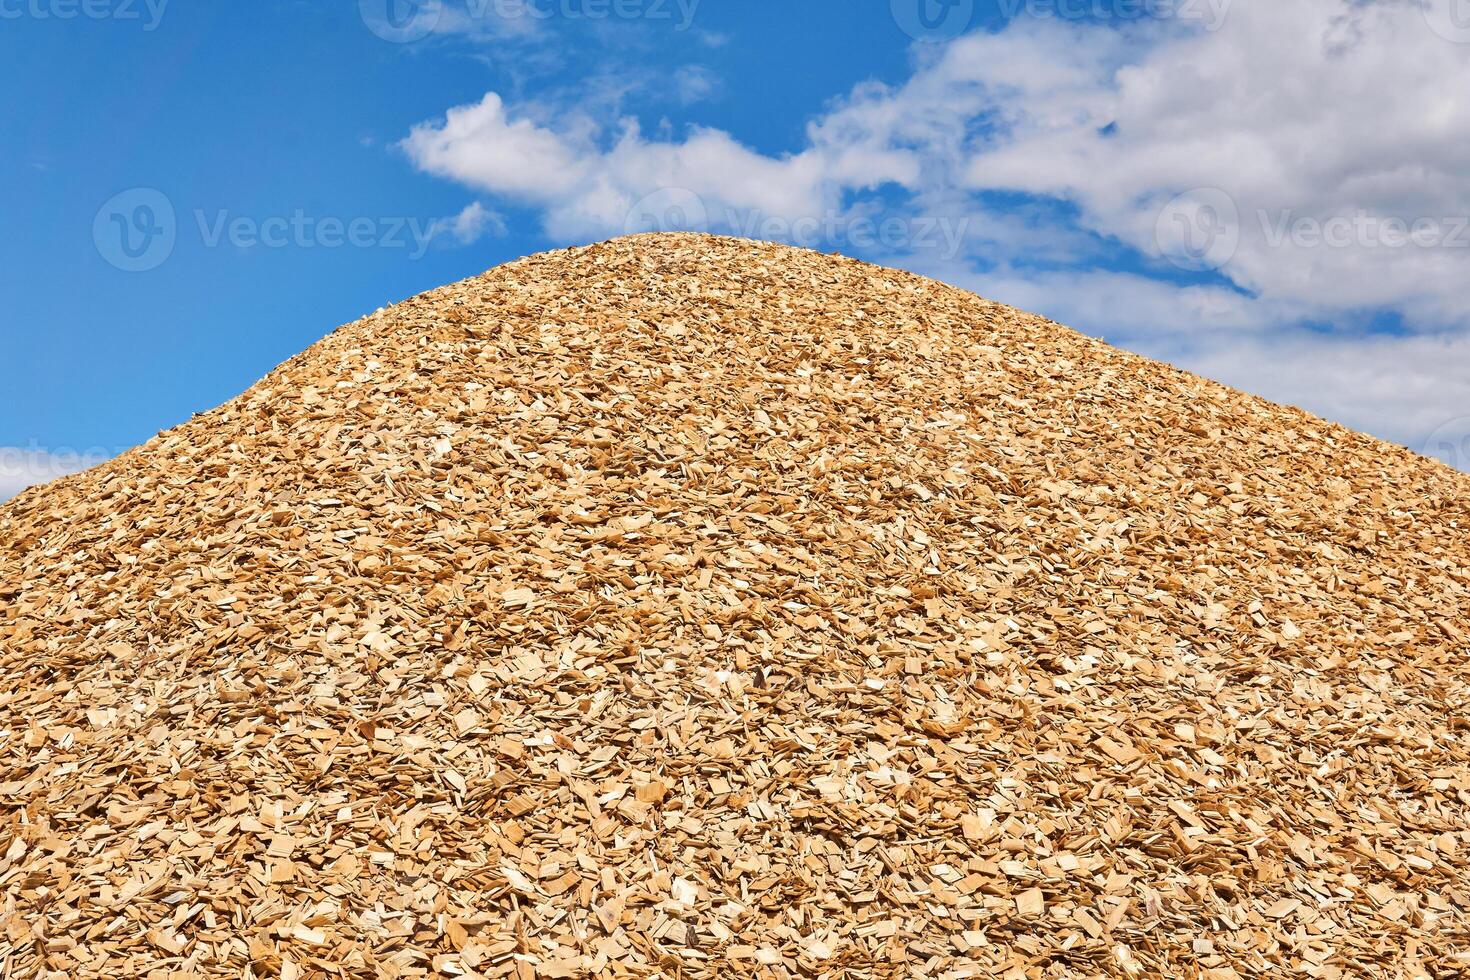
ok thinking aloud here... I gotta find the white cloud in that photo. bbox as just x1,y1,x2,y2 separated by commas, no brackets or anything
403,93,594,199
0,448,111,503
401,92,840,240
426,201,507,245
944,5,1470,326
672,64,719,105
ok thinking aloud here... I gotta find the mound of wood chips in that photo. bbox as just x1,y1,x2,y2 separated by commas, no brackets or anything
3,234,1469,979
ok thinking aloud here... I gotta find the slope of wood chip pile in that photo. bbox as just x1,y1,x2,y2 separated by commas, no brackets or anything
2,234,1469,979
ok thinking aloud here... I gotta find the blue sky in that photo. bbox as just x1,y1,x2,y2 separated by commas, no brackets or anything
3,0,1470,498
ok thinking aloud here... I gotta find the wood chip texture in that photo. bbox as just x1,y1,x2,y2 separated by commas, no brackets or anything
2,233,1469,979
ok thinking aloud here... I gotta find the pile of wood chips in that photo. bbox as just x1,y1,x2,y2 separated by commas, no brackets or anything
3,234,1469,979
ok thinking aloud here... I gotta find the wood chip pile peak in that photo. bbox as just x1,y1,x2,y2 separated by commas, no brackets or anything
3,233,1469,979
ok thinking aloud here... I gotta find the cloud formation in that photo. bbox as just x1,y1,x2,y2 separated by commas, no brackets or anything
426,201,507,245
401,92,842,240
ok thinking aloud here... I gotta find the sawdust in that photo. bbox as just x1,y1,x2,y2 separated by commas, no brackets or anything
2,234,1469,978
